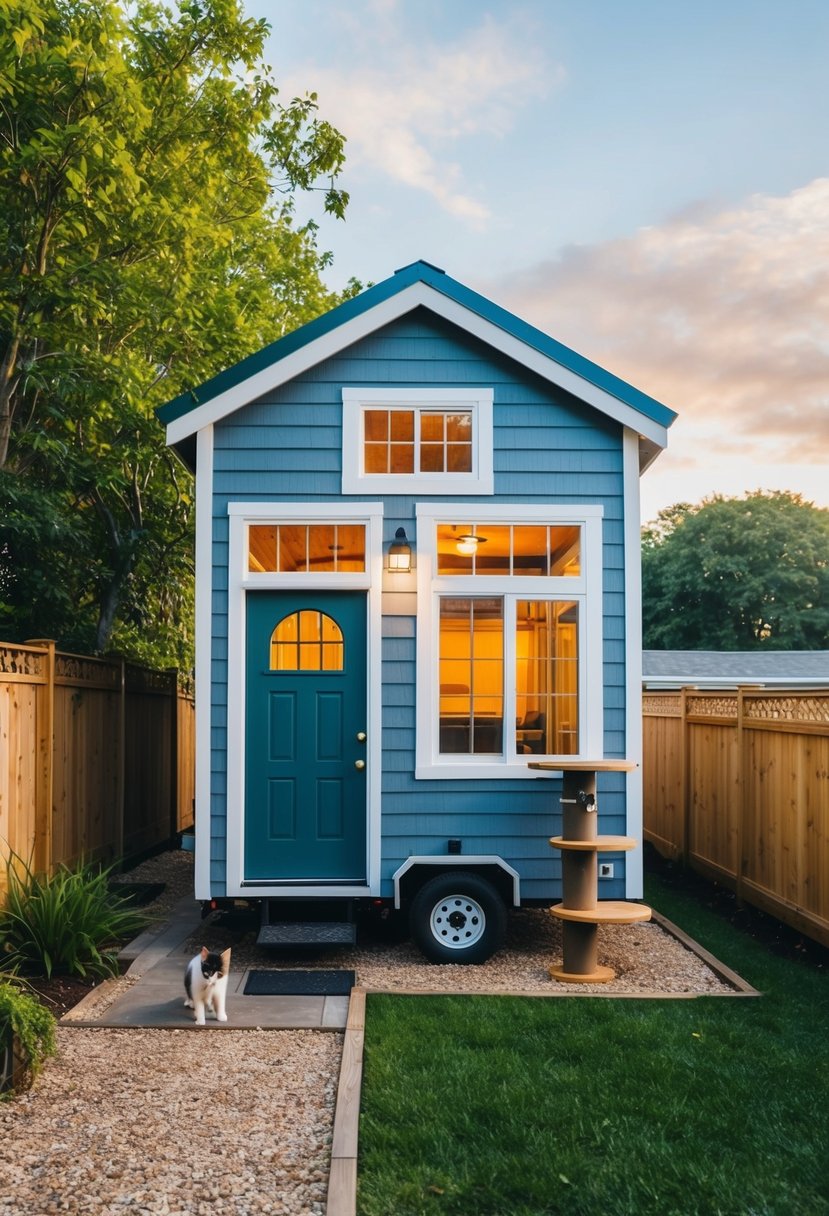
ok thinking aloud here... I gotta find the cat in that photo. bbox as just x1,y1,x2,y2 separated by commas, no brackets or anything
184,946,231,1025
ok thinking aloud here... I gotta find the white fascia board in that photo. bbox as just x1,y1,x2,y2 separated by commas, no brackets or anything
193,426,214,900
623,428,644,899
165,282,670,450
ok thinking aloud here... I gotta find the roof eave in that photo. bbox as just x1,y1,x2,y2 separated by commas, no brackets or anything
162,271,674,452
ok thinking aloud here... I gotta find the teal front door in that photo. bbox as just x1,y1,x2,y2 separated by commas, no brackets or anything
245,591,368,882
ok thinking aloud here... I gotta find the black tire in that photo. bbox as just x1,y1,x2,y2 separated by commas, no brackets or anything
409,871,507,964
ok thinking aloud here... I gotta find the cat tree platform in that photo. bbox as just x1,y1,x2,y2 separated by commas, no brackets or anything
529,760,651,983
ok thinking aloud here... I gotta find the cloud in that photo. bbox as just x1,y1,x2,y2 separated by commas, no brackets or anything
282,10,558,227
490,179,829,467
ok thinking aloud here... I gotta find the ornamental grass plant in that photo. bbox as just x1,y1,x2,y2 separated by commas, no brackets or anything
0,853,148,980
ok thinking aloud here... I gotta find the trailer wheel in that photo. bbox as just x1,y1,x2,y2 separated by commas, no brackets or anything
410,872,507,964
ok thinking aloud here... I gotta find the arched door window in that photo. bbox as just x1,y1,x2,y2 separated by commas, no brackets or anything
269,610,344,671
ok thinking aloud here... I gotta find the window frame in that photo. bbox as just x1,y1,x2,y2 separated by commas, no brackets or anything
233,502,382,590
415,502,605,778
342,387,494,496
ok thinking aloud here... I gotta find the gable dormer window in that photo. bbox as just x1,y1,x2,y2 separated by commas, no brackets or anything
341,387,494,495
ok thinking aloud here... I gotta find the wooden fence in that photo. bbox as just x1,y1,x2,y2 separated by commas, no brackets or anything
0,640,195,889
643,687,829,947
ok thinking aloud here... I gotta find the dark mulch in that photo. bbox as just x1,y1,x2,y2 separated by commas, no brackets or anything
109,881,165,907
19,973,102,1015
644,843,828,971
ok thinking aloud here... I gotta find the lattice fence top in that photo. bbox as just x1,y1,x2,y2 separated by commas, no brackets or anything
0,644,47,677
643,693,681,716
687,693,739,718
56,652,121,688
645,687,829,729
743,692,829,724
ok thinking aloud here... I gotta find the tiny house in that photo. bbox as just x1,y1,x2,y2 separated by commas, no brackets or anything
157,261,676,962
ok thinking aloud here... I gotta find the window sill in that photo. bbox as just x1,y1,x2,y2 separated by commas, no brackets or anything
415,761,574,781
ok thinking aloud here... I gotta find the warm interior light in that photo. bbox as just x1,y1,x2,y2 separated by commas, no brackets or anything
388,527,412,572
456,533,485,555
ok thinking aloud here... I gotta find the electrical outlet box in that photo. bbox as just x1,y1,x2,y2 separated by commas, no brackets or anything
598,862,614,879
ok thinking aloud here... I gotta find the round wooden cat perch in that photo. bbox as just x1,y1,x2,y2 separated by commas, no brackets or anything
529,760,651,983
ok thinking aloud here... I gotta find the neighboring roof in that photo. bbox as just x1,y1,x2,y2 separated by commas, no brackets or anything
156,260,676,463
643,650,829,689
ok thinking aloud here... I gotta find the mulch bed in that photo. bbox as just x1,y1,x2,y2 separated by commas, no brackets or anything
644,845,828,971
22,974,102,1015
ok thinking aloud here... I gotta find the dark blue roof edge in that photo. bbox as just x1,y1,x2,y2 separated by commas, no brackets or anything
156,260,677,431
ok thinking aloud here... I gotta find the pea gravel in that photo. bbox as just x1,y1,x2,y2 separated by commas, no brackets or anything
0,1027,340,1216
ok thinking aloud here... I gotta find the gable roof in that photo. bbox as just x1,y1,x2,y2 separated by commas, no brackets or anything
643,650,829,689
157,259,676,465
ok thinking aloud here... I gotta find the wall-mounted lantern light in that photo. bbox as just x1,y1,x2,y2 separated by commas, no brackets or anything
388,527,412,572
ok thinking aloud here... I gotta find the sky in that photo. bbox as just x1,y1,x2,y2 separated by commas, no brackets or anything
249,0,829,524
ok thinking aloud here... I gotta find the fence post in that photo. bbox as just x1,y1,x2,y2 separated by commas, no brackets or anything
736,687,747,907
169,669,179,843
25,639,55,875
115,658,125,863
680,686,690,865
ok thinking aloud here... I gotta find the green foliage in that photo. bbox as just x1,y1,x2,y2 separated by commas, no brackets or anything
642,490,829,649
357,897,829,1216
0,0,359,668
0,978,57,1095
0,853,147,979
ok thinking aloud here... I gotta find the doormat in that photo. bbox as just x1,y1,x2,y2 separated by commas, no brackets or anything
244,969,356,996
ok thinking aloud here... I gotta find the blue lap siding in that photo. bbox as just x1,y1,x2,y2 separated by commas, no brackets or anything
206,310,630,899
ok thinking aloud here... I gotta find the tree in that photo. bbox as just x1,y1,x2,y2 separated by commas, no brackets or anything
0,0,356,667
641,491,829,650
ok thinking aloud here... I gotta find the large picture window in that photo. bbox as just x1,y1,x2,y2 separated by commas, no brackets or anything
438,597,578,757
416,503,603,776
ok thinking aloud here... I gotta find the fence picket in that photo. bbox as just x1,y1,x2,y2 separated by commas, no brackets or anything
644,687,829,947
0,641,194,894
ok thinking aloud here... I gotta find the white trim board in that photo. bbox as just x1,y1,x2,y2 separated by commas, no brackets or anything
623,428,644,899
166,282,670,456
414,501,605,778
194,426,214,900
223,502,385,898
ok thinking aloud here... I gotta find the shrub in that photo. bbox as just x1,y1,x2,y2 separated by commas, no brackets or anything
0,979,57,1096
0,854,148,979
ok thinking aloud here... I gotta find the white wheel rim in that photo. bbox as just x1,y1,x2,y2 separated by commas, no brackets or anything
428,894,486,950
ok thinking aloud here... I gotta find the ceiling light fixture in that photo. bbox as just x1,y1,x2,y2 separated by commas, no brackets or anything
456,533,486,556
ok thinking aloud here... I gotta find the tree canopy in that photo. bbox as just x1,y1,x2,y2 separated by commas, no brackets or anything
642,490,829,650
0,0,357,668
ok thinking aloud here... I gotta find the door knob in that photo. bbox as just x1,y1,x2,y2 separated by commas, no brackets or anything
354,759,366,770
356,731,367,742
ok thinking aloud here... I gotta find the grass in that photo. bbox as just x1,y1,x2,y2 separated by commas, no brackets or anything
357,865,829,1216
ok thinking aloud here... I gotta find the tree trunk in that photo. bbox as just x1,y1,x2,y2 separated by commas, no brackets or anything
0,331,22,469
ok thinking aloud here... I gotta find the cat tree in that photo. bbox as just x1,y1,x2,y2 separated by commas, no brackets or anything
529,760,651,982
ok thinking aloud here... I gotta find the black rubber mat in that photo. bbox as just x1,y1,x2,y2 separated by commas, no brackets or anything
243,969,355,996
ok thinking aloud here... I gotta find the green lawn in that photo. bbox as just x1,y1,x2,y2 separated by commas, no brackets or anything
357,869,829,1216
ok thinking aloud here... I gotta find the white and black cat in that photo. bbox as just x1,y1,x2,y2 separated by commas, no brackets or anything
184,946,231,1025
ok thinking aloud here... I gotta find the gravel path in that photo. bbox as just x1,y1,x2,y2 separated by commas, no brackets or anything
0,1028,339,1216
0,850,741,1215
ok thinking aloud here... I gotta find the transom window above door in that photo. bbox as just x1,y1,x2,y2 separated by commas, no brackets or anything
249,523,366,573
341,387,494,495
